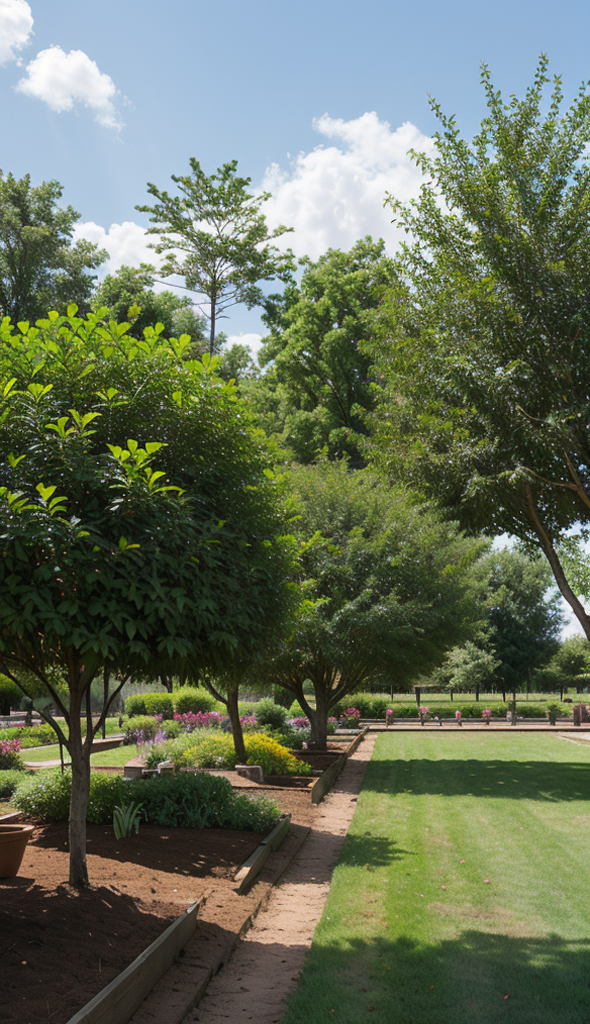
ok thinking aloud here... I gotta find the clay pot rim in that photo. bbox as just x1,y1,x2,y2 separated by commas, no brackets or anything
0,823,35,835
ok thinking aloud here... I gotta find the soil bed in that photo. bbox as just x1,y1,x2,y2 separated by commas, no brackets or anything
0,822,261,1024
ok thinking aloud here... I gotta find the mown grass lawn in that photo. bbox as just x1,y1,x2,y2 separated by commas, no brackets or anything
21,741,130,767
283,733,590,1024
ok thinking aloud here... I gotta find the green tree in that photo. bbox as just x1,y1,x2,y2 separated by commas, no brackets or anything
370,58,590,642
268,462,485,747
436,641,500,697
471,548,562,694
137,159,294,355
91,264,205,348
550,636,590,694
255,238,391,464
0,308,293,887
0,171,106,322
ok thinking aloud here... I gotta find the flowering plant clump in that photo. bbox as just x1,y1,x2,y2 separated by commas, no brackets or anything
287,717,311,730
482,708,492,724
340,708,361,728
420,706,429,716
0,738,24,770
174,711,224,731
240,714,258,731
455,710,462,725
386,708,395,727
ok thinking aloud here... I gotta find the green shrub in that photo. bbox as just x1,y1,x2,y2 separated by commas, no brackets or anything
0,723,56,748
144,732,209,769
13,769,281,832
237,701,259,717
288,701,306,718
143,693,175,719
0,676,22,715
124,715,163,742
173,688,220,715
383,700,572,719
14,771,128,823
254,699,288,730
0,769,26,799
125,693,147,716
273,687,293,709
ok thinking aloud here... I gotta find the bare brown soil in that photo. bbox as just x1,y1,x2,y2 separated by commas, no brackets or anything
0,822,261,1024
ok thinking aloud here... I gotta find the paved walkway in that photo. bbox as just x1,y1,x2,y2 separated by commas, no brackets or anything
186,735,376,1024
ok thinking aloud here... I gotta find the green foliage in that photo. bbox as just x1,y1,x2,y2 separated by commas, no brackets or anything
144,732,198,768
382,701,569,719
92,264,205,348
348,693,391,719
142,693,174,719
256,238,392,463
137,159,294,354
0,172,107,322
0,723,55,747
13,769,281,832
272,462,485,745
173,688,222,715
0,768,25,798
253,698,288,730
370,59,590,636
124,693,149,716
123,715,173,742
0,675,23,714
113,800,144,839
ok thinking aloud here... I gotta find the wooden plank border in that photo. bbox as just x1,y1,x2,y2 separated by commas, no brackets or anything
65,900,202,1024
311,726,368,805
234,813,292,894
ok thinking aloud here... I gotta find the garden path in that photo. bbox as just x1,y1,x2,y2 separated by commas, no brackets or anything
185,734,376,1024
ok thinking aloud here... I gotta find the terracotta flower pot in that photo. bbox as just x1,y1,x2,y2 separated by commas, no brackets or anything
0,824,35,878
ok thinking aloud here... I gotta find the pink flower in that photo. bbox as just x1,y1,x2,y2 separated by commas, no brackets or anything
455,711,462,720
420,706,429,715
460,860,465,864
483,879,490,884
441,885,447,890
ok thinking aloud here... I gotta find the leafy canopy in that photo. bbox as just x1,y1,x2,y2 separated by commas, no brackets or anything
0,171,106,322
370,58,590,636
137,159,294,354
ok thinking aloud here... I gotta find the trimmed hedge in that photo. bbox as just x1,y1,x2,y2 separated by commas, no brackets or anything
254,699,288,730
13,770,281,832
357,695,574,719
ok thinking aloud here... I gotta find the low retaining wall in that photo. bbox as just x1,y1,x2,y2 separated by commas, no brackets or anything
65,900,201,1024
310,727,368,804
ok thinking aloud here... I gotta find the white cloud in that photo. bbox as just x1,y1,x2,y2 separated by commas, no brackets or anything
73,220,154,274
226,332,264,358
16,45,122,128
0,0,33,64
261,111,433,258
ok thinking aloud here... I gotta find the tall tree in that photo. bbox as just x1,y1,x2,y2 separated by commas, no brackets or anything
137,160,294,355
255,238,391,464
0,171,106,322
92,263,205,348
370,59,590,641
0,307,293,887
269,462,485,747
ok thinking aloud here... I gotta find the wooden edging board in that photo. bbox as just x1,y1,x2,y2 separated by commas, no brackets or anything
234,813,292,894
310,726,368,805
65,899,202,1024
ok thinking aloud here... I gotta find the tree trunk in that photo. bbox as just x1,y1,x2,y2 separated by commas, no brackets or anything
67,706,92,888
227,685,246,763
309,691,329,750
102,664,110,740
160,674,173,693
525,483,590,639
209,294,216,356
475,685,480,702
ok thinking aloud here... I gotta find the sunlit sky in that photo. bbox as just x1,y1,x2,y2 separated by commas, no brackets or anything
2,0,589,636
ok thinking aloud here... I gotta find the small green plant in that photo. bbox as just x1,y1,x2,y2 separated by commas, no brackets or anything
254,698,288,731
113,800,144,838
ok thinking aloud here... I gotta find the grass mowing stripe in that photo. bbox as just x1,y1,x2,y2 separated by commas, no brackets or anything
282,733,590,1024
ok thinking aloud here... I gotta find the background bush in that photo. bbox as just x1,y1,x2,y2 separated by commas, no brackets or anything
13,769,280,832
142,693,175,719
173,688,222,715
255,698,288,730
0,723,55,748
0,768,27,799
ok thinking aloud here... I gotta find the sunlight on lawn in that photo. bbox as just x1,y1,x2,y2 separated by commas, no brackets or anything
283,733,590,1024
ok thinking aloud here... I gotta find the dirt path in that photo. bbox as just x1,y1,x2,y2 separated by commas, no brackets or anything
186,735,376,1024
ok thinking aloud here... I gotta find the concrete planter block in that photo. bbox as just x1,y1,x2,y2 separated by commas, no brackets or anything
235,765,264,784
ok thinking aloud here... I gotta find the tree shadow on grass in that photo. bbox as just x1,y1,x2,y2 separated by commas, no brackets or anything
364,759,590,802
337,832,414,868
283,929,590,1023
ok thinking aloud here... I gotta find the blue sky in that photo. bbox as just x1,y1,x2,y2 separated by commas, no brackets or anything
2,0,590,339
